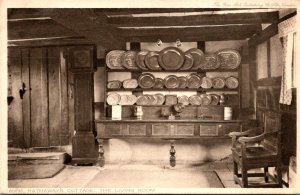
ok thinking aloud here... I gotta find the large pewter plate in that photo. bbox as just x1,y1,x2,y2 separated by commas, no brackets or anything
158,47,184,70
106,50,125,69
138,73,156,88
136,50,149,70
185,48,205,70
145,51,161,70
120,51,139,70
217,49,241,69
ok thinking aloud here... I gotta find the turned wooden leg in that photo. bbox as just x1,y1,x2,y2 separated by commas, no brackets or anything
264,167,269,183
234,161,238,184
170,141,176,167
276,165,283,187
241,168,248,187
97,140,105,167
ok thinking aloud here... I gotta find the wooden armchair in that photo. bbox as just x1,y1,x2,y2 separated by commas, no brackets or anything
229,111,282,188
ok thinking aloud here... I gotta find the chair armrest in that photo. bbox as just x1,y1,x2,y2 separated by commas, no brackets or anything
228,127,261,137
237,134,265,143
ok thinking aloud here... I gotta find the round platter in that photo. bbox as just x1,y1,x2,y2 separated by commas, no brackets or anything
145,51,161,70
136,95,148,105
200,53,220,70
127,95,137,105
158,47,184,70
185,48,205,70
164,75,179,89
138,73,156,89
136,50,149,70
201,77,213,89
106,50,125,69
225,76,239,89
212,77,226,89
120,51,139,70
123,79,138,89
187,74,202,88
107,80,122,89
180,53,194,70
155,93,165,105
178,76,188,88
178,95,189,106
200,94,212,106
217,49,241,69
188,95,201,105
106,93,121,105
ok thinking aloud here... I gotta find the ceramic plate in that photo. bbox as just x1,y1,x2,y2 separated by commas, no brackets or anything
106,93,121,105
217,49,241,69
155,93,165,105
212,77,226,89
136,95,148,105
225,76,239,89
154,78,164,88
200,94,212,106
210,94,220,105
164,75,179,89
188,95,201,105
106,50,125,69
127,95,137,105
185,48,205,70
201,77,213,89
145,51,161,70
187,74,202,88
138,73,156,88
107,80,122,89
200,53,220,70
123,79,138,89
136,50,149,70
120,95,129,105
180,53,194,70
178,95,189,106
178,76,188,88
147,95,157,105
158,47,184,70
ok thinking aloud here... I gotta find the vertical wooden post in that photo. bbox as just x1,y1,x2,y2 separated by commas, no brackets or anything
69,46,97,165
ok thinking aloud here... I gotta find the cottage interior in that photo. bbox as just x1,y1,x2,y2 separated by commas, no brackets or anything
6,8,297,190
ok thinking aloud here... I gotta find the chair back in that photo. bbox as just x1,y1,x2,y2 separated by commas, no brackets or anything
262,111,281,153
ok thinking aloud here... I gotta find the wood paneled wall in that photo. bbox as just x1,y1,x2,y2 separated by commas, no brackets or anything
8,46,73,148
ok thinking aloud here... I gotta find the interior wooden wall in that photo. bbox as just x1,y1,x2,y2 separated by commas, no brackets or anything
8,46,74,148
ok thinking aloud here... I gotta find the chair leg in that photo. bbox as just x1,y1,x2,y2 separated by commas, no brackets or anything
242,168,248,187
276,165,283,187
233,161,238,184
264,167,269,183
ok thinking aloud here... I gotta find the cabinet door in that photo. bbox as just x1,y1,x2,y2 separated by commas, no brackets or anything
200,125,218,136
128,124,147,136
176,124,195,136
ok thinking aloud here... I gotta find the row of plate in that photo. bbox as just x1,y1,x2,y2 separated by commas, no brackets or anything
106,48,241,71
106,93,222,106
107,73,239,89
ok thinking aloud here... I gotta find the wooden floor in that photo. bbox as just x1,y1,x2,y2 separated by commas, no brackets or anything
8,160,241,189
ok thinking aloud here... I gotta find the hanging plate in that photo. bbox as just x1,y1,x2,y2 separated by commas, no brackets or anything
200,53,220,70
188,95,202,105
106,93,121,105
120,51,139,70
145,51,161,70
107,80,122,89
178,76,188,88
164,75,179,89
212,77,226,89
178,95,189,106
201,77,213,89
106,50,125,69
180,53,194,70
155,93,165,105
123,79,138,89
138,73,156,88
217,49,241,69
158,47,184,70
185,48,205,70
210,94,220,105
225,76,239,89
187,74,202,88
136,50,149,70
200,94,212,106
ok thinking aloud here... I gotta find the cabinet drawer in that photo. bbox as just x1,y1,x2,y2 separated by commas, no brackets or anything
106,124,122,136
128,124,147,136
217,123,241,136
152,124,169,135
176,124,194,136
200,125,218,136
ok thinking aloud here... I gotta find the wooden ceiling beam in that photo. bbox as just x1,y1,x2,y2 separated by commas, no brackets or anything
120,24,261,41
8,18,80,40
42,9,125,49
108,11,279,27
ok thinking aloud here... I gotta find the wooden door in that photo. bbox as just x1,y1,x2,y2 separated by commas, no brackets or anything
8,47,71,148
